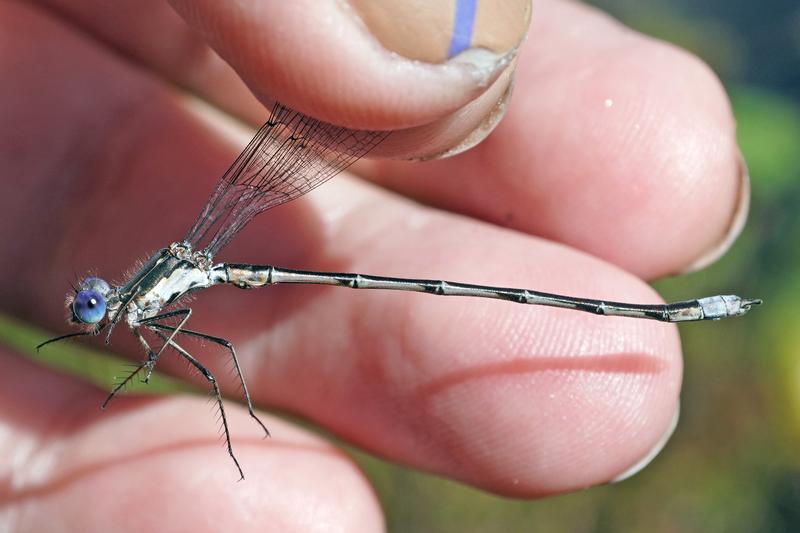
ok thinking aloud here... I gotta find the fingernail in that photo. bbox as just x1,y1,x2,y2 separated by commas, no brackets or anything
682,150,751,273
611,402,680,483
348,0,530,78
375,59,516,160
421,67,516,160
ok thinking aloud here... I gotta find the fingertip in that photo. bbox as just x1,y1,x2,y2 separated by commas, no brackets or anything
410,315,683,497
611,400,680,483
7,389,385,532
168,0,528,130
370,59,517,159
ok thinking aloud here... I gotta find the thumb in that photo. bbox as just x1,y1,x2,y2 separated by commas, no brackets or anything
169,0,530,158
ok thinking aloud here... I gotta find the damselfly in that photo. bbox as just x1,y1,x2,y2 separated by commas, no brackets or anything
38,102,761,479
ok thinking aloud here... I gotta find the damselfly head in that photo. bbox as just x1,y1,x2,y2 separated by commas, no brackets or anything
67,277,111,325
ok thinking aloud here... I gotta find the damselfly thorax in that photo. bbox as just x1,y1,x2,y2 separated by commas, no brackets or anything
108,242,217,327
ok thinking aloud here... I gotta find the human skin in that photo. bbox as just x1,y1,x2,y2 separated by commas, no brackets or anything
0,0,745,531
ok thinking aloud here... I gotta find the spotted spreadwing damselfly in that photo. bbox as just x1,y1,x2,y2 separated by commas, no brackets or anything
37,102,761,479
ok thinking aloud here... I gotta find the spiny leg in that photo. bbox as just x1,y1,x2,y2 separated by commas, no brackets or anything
151,329,245,480
102,362,148,410
132,327,160,384
148,322,270,438
104,327,171,409
138,308,192,361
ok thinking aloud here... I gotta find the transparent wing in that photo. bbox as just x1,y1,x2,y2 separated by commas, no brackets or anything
184,102,390,256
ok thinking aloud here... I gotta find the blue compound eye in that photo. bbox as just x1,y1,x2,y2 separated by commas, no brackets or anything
72,289,106,324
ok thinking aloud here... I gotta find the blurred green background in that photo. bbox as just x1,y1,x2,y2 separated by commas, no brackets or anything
2,1,799,531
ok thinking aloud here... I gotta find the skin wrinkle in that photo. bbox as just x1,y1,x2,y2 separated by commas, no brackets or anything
0,436,333,506
0,357,368,515
407,351,669,487
416,352,668,401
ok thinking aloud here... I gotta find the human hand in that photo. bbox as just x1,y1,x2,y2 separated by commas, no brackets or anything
0,0,746,530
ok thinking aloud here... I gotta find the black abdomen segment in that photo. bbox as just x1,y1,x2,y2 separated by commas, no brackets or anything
213,264,760,323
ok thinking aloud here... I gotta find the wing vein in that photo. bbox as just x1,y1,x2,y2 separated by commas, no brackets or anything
183,102,389,255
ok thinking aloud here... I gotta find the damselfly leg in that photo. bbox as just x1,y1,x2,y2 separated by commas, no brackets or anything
140,308,193,361
133,327,159,384
102,328,161,408
150,329,245,481
148,322,270,438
